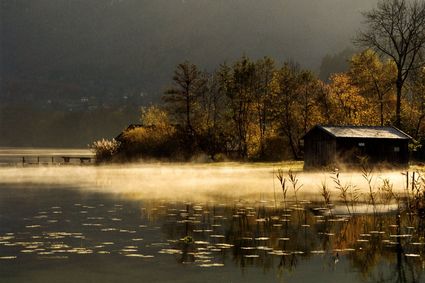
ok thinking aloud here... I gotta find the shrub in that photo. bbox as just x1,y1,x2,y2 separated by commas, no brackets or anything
121,125,176,158
90,138,119,162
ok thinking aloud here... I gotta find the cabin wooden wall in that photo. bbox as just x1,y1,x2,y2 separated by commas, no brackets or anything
303,128,336,169
335,138,409,166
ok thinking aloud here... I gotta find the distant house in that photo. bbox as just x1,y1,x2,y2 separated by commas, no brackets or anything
302,125,412,169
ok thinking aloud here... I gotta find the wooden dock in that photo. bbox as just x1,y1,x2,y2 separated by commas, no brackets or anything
0,148,95,166
59,156,93,164
0,155,94,166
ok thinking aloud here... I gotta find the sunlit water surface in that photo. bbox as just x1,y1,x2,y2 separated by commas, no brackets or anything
0,161,424,282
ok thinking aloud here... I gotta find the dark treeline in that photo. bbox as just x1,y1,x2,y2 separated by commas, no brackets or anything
94,49,425,162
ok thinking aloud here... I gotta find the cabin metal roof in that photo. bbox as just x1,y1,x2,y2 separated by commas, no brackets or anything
314,125,412,140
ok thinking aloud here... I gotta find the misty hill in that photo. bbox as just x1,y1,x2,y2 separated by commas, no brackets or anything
0,0,376,147
2,0,376,97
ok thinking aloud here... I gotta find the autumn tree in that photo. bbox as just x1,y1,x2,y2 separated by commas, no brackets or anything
297,70,325,134
272,63,326,159
314,81,333,122
118,106,177,159
327,73,369,125
140,105,173,130
357,0,425,127
163,61,207,141
253,57,276,158
405,68,425,138
226,57,256,159
195,64,233,159
348,50,396,126
273,63,303,159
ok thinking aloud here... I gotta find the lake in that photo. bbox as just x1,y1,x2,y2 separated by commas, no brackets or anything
0,152,424,282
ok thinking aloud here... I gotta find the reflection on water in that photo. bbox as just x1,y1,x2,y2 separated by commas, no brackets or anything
0,186,424,283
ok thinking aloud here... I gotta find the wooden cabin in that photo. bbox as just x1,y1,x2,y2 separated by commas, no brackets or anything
302,125,411,169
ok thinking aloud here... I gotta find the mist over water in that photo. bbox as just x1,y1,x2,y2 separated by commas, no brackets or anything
0,163,409,202
1,162,424,283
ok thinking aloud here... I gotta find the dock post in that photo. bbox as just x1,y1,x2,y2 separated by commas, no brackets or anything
22,157,25,165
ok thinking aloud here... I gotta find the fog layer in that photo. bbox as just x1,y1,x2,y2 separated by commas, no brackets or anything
0,164,408,202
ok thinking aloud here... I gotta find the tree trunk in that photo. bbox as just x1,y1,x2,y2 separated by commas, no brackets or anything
415,114,425,139
288,132,299,160
258,105,266,159
380,97,384,126
395,73,403,128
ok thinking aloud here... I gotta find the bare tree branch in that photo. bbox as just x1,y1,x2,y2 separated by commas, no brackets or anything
356,0,425,127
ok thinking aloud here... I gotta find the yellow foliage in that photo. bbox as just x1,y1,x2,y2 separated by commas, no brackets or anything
121,105,177,157
123,125,175,149
140,105,172,130
348,49,396,125
328,73,371,125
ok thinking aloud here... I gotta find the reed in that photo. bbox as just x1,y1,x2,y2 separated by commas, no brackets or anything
361,164,377,217
320,181,332,212
331,170,359,216
377,177,400,211
287,169,302,207
276,168,288,209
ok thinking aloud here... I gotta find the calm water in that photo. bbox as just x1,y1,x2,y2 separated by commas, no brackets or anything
0,185,424,282
0,154,424,282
